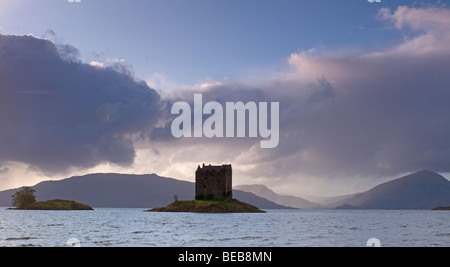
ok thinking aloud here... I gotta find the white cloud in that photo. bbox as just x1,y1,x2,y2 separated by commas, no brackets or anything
372,6,450,57
89,61,106,68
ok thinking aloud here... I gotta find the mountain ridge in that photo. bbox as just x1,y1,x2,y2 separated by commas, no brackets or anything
234,184,322,209
235,170,450,210
0,173,290,209
0,170,449,210
332,170,450,209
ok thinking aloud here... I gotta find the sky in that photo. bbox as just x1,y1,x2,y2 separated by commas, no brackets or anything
0,0,450,197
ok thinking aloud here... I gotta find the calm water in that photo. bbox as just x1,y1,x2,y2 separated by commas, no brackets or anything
0,208,449,247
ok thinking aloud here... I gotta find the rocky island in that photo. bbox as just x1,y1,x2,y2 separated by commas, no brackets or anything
148,164,265,213
148,199,265,213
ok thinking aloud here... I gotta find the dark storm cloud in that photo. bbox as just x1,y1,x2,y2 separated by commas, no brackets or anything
0,34,164,174
56,43,81,62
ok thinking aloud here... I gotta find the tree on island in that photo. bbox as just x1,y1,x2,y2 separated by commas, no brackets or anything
11,187,36,209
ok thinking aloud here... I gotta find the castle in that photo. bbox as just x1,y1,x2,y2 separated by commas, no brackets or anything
195,164,232,201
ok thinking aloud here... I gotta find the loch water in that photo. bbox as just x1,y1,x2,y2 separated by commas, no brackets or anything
0,208,449,247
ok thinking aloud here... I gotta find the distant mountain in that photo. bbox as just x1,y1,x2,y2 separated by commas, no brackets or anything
296,193,360,206
2,170,448,210
332,170,450,210
0,173,290,209
234,184,322,209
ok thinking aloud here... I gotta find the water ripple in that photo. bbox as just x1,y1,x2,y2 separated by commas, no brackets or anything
0,208,449,247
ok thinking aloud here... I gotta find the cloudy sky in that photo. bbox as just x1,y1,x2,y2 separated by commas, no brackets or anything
0,0,449,196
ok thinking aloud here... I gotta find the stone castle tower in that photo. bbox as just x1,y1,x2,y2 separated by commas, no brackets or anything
195,164,232,201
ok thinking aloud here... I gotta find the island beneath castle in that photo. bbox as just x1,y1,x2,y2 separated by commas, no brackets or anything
148,164,265,213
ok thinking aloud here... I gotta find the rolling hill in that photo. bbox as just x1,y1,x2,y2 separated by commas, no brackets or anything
0,173,290,209
234,184,322,209
331,170,450,209
1,170,448,210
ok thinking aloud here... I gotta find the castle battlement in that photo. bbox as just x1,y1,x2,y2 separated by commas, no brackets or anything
195,164,232,201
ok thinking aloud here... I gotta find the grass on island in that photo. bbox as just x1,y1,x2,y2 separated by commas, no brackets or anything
14,199,94,210
148,199,265,213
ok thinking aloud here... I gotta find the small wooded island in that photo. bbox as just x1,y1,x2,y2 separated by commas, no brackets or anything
149,164,265,213
9,187,93,210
